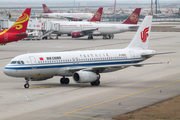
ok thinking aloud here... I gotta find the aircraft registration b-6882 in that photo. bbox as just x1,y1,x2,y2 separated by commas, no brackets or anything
4,16,168,88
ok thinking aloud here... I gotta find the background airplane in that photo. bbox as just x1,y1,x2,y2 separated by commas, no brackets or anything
41,4,94,21
4,16,168,88
0,8,31,45
51,8,141,39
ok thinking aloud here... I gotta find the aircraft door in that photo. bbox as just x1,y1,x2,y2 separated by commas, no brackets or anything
72,57,79,64
129,51,135,63
29,56,37,69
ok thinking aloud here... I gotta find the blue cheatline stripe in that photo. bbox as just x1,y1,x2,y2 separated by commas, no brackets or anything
4,59,143,70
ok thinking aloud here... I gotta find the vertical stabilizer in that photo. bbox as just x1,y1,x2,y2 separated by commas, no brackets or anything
42,4,52,13
89,7,103,22
7,8,31,33
122,8,141,24
126,16,152,50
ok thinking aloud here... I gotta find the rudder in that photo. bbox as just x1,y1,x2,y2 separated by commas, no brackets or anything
126,16,152,50
42,4,52,13
89,7,103,22
122,8,141,24
7,8,31,33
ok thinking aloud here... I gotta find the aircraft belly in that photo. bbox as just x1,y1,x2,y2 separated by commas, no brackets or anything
56,67,73,76
16,68,57,78
98,28,119,34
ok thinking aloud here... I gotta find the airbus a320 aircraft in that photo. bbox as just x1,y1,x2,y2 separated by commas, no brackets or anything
52,8,141,39
4,16,169,88
0,8,31,45
41,4,94,21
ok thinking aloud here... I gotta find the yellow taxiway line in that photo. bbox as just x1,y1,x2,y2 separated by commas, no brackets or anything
63,80,180,119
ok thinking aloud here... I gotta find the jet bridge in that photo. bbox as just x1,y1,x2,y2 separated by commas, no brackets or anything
0,18,60,40
27,20,60,39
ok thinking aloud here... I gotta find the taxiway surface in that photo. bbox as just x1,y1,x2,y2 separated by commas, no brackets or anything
0,32,180,120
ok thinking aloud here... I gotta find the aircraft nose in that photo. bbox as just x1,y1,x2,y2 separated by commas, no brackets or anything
3,68,13,77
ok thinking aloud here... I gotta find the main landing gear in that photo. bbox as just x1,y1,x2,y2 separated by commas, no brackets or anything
90,73,100,86
88,35,93,39
60,76,70,84
24,78,30,88
91,80,100,86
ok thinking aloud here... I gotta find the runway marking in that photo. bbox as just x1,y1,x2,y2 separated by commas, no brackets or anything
67,114,104,120
63,80,180,119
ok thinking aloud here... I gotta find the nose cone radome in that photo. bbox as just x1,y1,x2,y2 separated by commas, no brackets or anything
3,67,13,77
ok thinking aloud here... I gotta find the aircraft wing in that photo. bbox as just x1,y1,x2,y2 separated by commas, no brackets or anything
73,28,98,35
68,61,169,73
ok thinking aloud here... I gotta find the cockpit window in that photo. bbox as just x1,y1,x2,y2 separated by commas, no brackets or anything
10,61,25,64
11,61,17,64
21,61,25,64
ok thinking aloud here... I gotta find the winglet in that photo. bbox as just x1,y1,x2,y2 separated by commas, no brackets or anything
42,4,52,13
89,7,103,22
7,8,31,33
122,8,141,24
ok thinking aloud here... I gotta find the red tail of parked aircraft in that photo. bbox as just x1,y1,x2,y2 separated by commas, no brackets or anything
0,8,31,45
89,7,103,22
122,8,141,24
42,4,53,13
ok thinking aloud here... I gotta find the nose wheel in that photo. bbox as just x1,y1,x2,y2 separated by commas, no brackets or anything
24,78,30,88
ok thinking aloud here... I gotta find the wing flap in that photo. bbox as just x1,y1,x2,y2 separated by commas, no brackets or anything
68,61,169,73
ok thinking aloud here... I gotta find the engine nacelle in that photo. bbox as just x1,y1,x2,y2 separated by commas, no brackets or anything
26,76,53,81
73,71,99,83
71,32,84,38
73,18,82,21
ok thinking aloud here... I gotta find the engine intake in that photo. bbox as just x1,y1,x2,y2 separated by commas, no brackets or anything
73,71,100,83
71,32,84,38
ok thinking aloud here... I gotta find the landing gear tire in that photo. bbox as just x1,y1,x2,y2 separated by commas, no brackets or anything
24,84,29,88
24,78,30,88
60,77,70,84
91,80,100,86
88,35,93,39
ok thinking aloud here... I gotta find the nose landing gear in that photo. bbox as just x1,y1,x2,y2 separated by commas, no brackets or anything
24,78,30,88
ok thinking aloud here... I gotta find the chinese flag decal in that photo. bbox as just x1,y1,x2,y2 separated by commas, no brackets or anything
39,57,44,60
141,27,149,43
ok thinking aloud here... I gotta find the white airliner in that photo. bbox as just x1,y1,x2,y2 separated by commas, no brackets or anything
52,8,141,39
41,4,94,21
4,16,168,88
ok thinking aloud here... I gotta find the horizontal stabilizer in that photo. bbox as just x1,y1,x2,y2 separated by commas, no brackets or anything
15,32,27,36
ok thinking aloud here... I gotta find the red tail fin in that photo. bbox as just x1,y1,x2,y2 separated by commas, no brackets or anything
7,8,31,33
122,8,141,24
42,4,52,13
89,7,103,22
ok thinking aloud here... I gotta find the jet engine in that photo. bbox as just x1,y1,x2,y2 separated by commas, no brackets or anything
71,32,84,38
73,71,100,83
73,18,82,21
26,76,53,81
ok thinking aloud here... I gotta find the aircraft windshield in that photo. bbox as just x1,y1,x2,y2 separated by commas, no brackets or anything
10,61,25,64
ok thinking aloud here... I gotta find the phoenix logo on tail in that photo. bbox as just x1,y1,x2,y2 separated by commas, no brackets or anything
0,8,31,45
122,8,141,24
141,27,149,43
89,7,103,22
